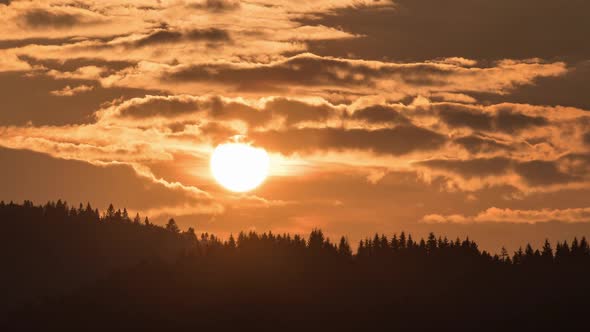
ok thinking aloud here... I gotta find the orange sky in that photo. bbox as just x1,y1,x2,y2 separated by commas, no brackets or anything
1,0,590,252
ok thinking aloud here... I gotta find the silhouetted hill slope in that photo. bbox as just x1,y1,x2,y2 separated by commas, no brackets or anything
2,200,590,331
0,200,199,314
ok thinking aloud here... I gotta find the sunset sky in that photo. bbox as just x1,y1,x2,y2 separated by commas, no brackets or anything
2,0,590,251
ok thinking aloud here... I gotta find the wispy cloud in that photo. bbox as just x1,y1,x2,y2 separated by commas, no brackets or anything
50,84,94,96
423,207,590,224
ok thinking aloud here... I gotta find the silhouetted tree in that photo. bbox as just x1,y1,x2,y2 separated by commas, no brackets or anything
406,234,414,249
399,232,406,249
500,246,510,263
357,240,367,258
122,208,130,223
391,234,399,251
513,247,524,264
571,237,580,257
338,236,352,257
166,218,180,234
580,237,589,256
308,229,325,252
426,232,437,254
180,227,196,243
541,239,553,263
227,234,236,249
556,241,570,263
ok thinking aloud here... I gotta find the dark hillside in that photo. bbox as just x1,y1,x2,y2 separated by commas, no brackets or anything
2,201,590,331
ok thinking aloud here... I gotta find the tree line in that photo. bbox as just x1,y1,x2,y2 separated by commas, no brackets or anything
2,199,587,265
2,200,590,331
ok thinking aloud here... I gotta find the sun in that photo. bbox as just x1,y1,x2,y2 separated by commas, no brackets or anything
210,143,270,192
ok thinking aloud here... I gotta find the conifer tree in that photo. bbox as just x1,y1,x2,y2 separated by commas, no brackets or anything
500,247,509,263
106,204,115,221
166,218,180,233
513,247,524,264
357,240,366,258
541,239,553,263
227,234,237,249
308,229,325,252
525,244,535,260
114,209,122,222
122,208,130,222
399,232,406,249
184,227,197,242
338,237,353,257
427,232,437,254
407,234,414,249
571,237,580,256
391,234,399,251
580,237,589,255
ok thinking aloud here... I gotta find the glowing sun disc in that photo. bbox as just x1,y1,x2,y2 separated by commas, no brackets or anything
210,143,270,192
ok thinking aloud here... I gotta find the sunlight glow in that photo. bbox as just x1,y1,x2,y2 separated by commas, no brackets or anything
210,143,270,192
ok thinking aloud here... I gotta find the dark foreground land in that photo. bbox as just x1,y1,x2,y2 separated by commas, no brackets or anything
1,201,590,331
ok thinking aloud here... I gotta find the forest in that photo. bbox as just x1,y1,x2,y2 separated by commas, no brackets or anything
1,200,590,331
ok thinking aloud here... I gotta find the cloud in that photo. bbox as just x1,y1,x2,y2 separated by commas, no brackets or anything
514,160,579,186
494,108,549,133
109,53,562,100
452,135,514,154
416,154,590,192
0,0,368,70
0,36,89,50
250,125,446,156
188,0,241,12
435,103,548,133
429,92,476,104
435,104,493,130
98,94,347,129
50,84,94,97
0,52,31,72
98,94,270,129
19,8,103,29
186,28,231,42
133,30,183,47
110,95,209,119
302,0,590,61
21,55,135,74
0,70,160,126
263,97,337,126
133,28,231,48
423,207,590,224
416,157,513,179
0,147,219,214
483,60,590,110
2,87,588,199
349,105,409,125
